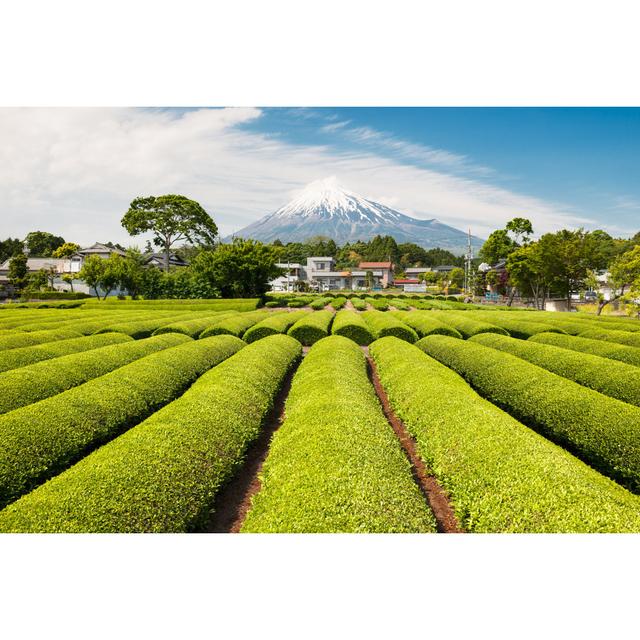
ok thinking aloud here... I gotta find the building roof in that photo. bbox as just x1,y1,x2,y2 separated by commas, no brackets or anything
394,278,420,284
144,252,189,267
307,256,334,261
358,261,393,269
432,264,457,271
0,257,65,272
405,267,430,273
77,242,127,256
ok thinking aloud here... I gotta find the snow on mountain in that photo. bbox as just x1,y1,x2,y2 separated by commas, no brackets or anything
228,177,485,254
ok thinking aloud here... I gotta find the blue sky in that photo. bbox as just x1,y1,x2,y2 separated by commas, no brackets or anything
1,107,639,247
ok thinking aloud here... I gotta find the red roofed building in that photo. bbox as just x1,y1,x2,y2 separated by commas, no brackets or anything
357,261,394,287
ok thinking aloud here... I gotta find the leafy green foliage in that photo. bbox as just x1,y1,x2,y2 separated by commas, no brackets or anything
361,310,418,342
152,313,238,338
462,311,567,339
331,310,375,345
390,310,462,339
287,310,334,345
350,297,367,311
243,311,310,343
578,328,640,348
24,231,65,257
429,311,508,339
95,313,200,339
371,337,640,532
0,328,82,352
365,297,389,311
0,335,299,532
309,297,331,310
470,332,640,406
330,296,347,310
242,336,437,533
0,335,244,509
0,333,189,414
7,253,28,290
199,310,276,338
416,335,640,493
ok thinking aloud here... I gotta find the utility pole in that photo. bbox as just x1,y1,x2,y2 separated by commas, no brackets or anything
464,228,473,296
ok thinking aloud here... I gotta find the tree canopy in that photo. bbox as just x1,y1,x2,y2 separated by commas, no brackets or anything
24,231,65,257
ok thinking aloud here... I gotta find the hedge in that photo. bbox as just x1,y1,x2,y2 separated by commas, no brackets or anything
199,310,276,338
370,337,640,532
350,298,367,311
94,313,201,339
0,332,132,374
0,334,245,509
83,298,260,311
330,297,347,311
429,312,508,338
463,313,567,339
0,332,191,415
243,310,310,343
152,312,238,338
331,310,375,345
287,310,334,345
365,297,389,311
578,328,640,348
470,333,640,407
241,336,436,533
391,310,462,339
416,335,640,493
309,297,331,310
389,298,410,310
361,310,418,343
529,332,640,367
0,335,300,532
0,328,83,351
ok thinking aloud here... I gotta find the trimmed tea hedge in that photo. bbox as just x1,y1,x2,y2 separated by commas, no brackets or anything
152,313,238,338
241,336,436,533
94,313,198,339
429,312,508,339
578,328,640,348
330,297,347,310
0,328,83,351
416,335,640,493
0,334,245,509
463,313,567,339
350,298,367,311
390,298,410,310
361,310,418,343
199,310,275,338
529,332,640,367
243,310,310,343
309,297,331,310
331,310,375,345
0,335,300,532
0,332,132,374
392,310,462,339
370,337,640,532
287,310,334,345
470,333,640,407
0,333,191,415
365,297,389,311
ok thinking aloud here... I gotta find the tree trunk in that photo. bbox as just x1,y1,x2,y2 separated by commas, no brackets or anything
164,237,171,272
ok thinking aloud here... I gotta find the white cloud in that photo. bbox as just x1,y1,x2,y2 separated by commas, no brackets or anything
0,107,603,247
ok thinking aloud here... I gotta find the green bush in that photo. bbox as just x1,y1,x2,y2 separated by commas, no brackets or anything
243,310,310,343
391,310,462,339
529,332,640,367
0,333,191,415
199,310,275,338
264,300,281,308
416,335,640,493
0,334,246,509
463,312,568,339
365,297,389,311
330,297,347,310
331,310,375,345
430,311,508,338
152,313,238,338
370,337,640,532
94,313,199,339
241,336,436,533
287,299,307,308
470,332,640,407
20,291,92,300
350,298,367,311
287,310,334,345
0,335,300,532
0,328,83,352
361,310,418,343
0,332,132,374
389,298,410,310
578,328,640,348
309,297,331,310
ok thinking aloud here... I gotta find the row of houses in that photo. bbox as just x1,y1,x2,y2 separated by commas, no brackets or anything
269,257,458,292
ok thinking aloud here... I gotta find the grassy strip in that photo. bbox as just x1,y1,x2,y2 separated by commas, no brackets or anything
391,310,462,339
350,298,367,311
416,335,640,493
0,335,300,532
429,311,508,338
0,333,191,415
331,310,375,345
0,332,132,374
0,328,83,351
578,328,640,348
287,310,334,345
370,337,640,532
470,333,640,407
529,332,640,367
0,335,245,509
242,336,437,533
199,310,275,338
152,312,238,338
361,310,418,342
243,310,310,343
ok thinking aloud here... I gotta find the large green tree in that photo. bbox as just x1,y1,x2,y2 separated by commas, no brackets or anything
121,195,218,272
78,254,124,299
52,242,80,258
0,238,24,264
8,253,28,290
24,231,65,257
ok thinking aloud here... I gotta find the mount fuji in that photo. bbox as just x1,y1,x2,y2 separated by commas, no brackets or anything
229,177,484,254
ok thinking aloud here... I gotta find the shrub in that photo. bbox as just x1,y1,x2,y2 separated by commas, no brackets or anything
330,297,347,311
94,313,200,339
463,312,568,339
0,333,191,415
578,328,640,348
391,310,462,339
309,297,331,310
529,332,640,367
370,337,640,532
331,310,375,345
152,313,238,338
287,310,334,345
429,311,508,338
365,297,389,311
416,335,640,493
389,298,410,310
265,301,281,308
199,310,276,338
361,310,418,342
350,298,367,311
20,291,92,300
0,328,83,351
0,332,132,374
0,334,245,509
241,336,436,533
0,335,300,532
470,332,640,407
287,299,307,308
243,310,310,343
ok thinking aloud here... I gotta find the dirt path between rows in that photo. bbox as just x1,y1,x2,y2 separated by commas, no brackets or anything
365,351,464,533
204,363,299,533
